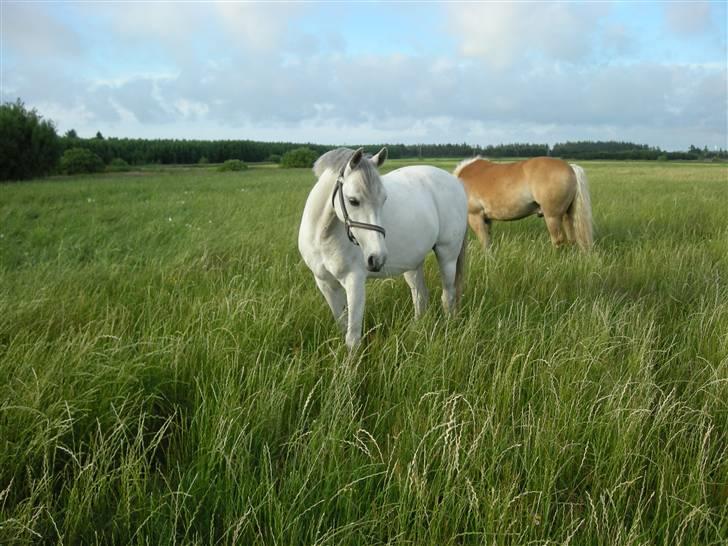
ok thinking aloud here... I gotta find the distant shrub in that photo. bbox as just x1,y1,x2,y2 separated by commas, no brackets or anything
217,159,248,172
266,154,282,164
0,99,61,181
198,156,209,165
107,158,131,172
657,154,668,162
59,147,104,175
280,147,318,168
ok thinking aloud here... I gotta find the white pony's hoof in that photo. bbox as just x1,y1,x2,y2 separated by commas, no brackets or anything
345,334,361,350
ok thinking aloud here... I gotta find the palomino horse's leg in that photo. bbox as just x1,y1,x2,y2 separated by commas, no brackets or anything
315,276,347,334
543,215,567,247
434,245,459,315
562,209,575,245
342,274,366,349
468,212,490,250
404,265,429,319
468,212,491,251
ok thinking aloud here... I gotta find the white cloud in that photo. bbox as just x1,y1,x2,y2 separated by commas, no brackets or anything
103,4,200,43
2,2,726,151
34,101,94,133
664,1,712,35
41,53,722,150
600,23,637,57
214,3,304,52
448,2,609,68
3,3,81,58
174,99,210,120
82,2,304,58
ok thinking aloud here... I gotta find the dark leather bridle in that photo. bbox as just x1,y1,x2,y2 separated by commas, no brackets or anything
331,166,386,246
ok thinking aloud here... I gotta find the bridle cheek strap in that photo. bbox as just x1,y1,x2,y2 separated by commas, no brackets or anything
331,175,386,246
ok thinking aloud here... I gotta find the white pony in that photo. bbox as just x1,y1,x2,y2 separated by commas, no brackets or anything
298,147,468,349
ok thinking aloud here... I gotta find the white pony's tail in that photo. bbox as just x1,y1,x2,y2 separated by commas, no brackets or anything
454,232,467,310
567,163,594,251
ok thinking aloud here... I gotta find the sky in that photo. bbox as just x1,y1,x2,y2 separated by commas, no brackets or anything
1,1,726,151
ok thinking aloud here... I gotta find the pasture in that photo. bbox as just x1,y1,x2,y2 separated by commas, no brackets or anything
1,160,726,544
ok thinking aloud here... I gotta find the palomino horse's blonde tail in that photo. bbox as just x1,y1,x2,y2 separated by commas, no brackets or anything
568,164,594,251
454,233,467,310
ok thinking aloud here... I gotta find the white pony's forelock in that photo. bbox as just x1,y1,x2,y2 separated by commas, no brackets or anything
313,148,355,179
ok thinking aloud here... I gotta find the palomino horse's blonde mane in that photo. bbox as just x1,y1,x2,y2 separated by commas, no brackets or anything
453,156,487,178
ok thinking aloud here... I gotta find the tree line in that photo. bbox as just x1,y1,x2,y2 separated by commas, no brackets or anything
57,135,550,165
550,141,726,161
2,99,726,181
63,137,725,166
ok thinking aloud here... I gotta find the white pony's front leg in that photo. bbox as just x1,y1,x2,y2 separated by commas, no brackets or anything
343,273,366,349
314,275,347,334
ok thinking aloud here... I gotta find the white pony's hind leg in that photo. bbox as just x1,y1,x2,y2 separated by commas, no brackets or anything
404,265,429,319
434,245,459,315
315,276,347,334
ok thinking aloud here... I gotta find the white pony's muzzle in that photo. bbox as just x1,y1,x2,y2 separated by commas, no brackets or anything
366,252,386,272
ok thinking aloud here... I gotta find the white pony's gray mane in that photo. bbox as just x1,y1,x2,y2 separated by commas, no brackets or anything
313,147,378,180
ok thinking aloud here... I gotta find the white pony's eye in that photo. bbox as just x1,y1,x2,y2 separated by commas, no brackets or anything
348,197,360,207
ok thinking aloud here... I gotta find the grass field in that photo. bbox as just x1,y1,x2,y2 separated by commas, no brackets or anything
1,160,726,545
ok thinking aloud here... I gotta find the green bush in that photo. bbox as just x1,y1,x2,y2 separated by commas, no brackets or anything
59,147,105,175
217,159,248,172
266,154,282,164
198,156,209,165
280,147,318,168
0,99,61,181
106,158,131,172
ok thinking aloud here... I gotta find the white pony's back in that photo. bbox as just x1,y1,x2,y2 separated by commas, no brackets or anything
374,166,467,277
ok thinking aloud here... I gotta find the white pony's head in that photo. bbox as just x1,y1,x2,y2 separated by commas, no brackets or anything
336,147,388,272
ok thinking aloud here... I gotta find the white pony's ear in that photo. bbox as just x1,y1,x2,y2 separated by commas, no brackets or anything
371,147,387,168
344,147,364,177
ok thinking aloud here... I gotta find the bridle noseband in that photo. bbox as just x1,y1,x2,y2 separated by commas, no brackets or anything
331,167,386,246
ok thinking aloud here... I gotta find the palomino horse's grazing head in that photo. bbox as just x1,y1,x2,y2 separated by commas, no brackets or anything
333,147,388,271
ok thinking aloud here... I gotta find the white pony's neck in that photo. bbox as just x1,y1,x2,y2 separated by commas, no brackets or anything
309,169,341,240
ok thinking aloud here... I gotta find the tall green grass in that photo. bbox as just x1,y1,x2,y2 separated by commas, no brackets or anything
1,161,726,544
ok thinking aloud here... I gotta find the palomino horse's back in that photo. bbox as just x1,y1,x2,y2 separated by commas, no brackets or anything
454,156,593,251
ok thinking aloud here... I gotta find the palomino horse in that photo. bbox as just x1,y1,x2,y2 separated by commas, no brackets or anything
454,157,593,251
299,147,468,349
